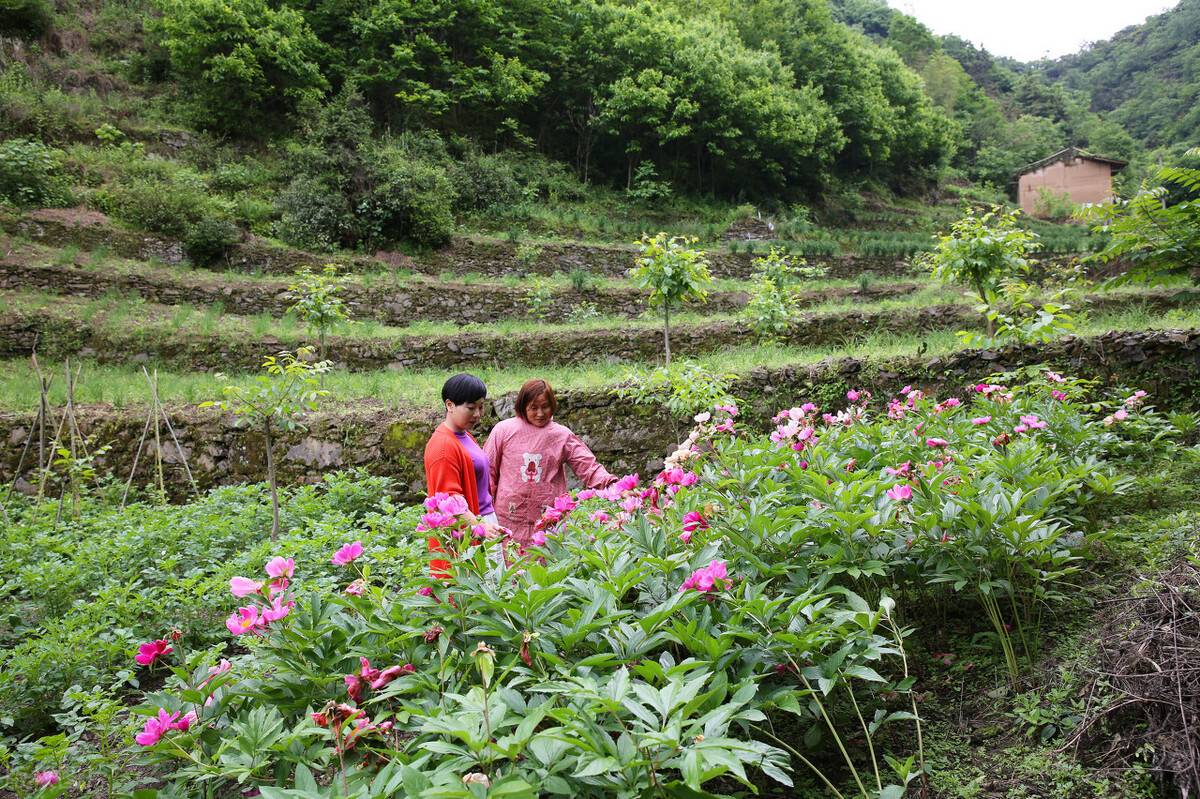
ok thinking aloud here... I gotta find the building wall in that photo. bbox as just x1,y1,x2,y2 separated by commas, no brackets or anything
1018,157,1116,216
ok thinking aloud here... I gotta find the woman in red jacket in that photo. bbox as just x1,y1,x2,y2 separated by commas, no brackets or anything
423,373,498,578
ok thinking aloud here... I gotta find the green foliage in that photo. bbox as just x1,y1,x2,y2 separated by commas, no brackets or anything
287,265,349,364
153,0,328,135
612,359,736,421
742,248,809,342
919,206,1040,336
201,350,330,539
0,138,70,208
359,146,455,249
1078,147,1200,284
523,276,554,322
629,233,712,365
0,473,421,735
184,216,240,267
1031,188,1078,223
0,0,52,37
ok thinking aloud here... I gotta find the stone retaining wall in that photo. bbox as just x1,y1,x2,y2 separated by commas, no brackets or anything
0,260,922,326
2,328,1197,502
4,208,1096,283
2,290,1189,372
0,303,980,371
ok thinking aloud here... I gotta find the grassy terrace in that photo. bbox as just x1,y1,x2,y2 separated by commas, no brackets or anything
3,305,1198,413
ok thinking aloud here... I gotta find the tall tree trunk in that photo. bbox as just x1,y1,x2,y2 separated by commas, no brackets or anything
265,420,279,541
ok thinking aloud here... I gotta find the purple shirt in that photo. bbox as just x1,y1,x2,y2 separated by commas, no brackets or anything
454,430,494,516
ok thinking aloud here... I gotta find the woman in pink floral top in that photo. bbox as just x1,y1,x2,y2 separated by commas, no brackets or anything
484,379,618,546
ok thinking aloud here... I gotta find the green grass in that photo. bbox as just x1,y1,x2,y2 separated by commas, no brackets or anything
2,305,1198,413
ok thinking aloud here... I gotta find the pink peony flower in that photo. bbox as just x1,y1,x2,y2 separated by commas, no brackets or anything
417,511,455,531
1125,390,1147,406
34,772,59,787
530,530,547,547
576,488,598,501
135,709,183,746
693,411,711,423
589,510,611,524
423,492,448,511
229,576,263,597
620,495,643,513
135,639,173,666
416,586,434,597
846,389,860,402
679,560,732,593
884,461,912,477
714,419,735,433
679,530,693,544
926,438,949,448
345,579,366,596
886,484,913,501
1045,371,1065,383
264,557,294,579
331,541,364,566
437,494,470,516
1019,414,1047,430
971,416,992,425
613,474,640,493
552,494,577,513
175,710,197,732
261,596,293,624
1051,390,1067,401
225,606,261,637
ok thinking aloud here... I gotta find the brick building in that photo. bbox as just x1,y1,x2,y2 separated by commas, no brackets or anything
1015,147,1127,217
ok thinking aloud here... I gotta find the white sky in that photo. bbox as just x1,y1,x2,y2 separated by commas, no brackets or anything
886,0,1178,61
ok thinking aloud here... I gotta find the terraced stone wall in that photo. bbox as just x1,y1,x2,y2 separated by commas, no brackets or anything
2,328,1197,502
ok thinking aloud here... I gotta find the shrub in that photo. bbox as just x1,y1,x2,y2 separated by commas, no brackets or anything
0,0,53,38
1032,187,1077,222
448,152,521,212
274,176,353,252
184,216,240,266
0,138,70,207
107,176,208,236
359,148,455,249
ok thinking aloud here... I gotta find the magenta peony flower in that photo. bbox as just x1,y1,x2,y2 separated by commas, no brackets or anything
416,586,434,597
682,510,708,534
926,438,948,448
331,541,364,566
846,389,860,402
229,576,263,597
135,638,173,666
264,557,294,579
886,484,913,501
1051,390,1067,401
34,772,59,787
530,530,547,547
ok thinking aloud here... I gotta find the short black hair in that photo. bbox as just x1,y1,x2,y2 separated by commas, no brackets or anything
441,373,487,405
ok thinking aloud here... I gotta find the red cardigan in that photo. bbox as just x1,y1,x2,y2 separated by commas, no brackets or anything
423,424,480,577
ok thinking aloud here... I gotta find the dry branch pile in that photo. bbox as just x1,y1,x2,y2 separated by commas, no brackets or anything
1068,557,1200,797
